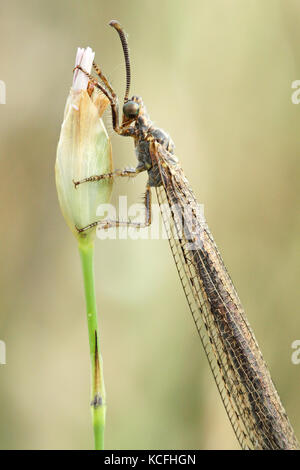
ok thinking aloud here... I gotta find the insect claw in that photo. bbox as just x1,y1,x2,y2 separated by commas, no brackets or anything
72,179,79,189
73,65,82,74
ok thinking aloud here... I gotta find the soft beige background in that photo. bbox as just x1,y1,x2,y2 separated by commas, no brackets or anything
0,0,299,450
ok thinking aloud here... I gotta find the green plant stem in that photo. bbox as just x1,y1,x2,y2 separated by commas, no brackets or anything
78,239,106,450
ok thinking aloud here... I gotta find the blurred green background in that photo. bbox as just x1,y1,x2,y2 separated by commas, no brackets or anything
0,0,299,450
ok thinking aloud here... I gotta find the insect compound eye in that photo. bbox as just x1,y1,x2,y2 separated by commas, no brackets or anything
123,100,140,119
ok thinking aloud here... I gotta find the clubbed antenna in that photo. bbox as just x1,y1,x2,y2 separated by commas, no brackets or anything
109,20,131,103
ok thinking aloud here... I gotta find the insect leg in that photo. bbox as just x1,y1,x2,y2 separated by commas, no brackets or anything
76,183,152,233
92,61,116,100
74,65,122,134
73,167,144,188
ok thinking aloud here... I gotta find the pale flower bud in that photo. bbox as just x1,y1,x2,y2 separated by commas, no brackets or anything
55,47,112,242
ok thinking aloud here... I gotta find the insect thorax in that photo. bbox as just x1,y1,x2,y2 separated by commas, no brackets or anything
134,114,175,187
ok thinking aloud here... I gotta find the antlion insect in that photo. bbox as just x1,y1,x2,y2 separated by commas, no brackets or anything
74,20,299,450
